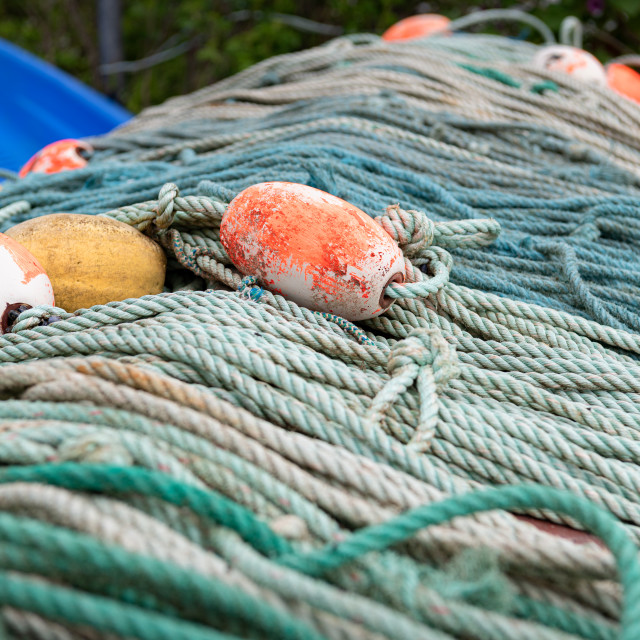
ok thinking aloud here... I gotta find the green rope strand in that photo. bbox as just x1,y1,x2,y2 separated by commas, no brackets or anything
0,572,243,640
280,485,640,638
0,464,291,557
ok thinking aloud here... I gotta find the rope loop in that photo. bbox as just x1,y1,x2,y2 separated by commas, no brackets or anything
376,206,435,258
385,246,453,300
378,205,499,302
376,206,500,259
367,327,459,452
154,182,179,231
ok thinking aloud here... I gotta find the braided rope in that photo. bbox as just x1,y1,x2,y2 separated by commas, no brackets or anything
1,28,640,640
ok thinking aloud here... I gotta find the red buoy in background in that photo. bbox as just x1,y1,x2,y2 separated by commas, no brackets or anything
19,139,93,178
607,63,640,104
220,182,405,321
382,14,450,42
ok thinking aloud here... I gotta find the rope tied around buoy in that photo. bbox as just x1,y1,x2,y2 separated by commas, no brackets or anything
104,184,502,311
366,327,459,452
377,206,500,301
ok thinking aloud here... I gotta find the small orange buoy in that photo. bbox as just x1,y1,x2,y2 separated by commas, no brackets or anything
220,182,405,321
382,14,450,42
532,45,606,85
0,233,54,334
19,139,93,178
607,63,640,104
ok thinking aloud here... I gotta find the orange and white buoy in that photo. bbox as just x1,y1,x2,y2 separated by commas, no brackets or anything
382,14,450,42
19,139,93,178
607,63,640,104
220,182,405,321
532,45,607,85
0,233,54,333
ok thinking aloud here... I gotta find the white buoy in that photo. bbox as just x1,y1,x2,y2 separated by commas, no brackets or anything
0,232,55,333
533,45,607,86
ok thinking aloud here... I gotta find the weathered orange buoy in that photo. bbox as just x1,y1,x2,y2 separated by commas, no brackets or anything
532,45,606,85
607,63,640,104
19,139,93,178
220,182,405,321
382,14,450,42
0,233,55,334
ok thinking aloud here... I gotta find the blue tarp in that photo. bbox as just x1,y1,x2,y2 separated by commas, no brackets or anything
0,38,131,172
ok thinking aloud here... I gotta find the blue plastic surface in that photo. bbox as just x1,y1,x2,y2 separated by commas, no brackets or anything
0,38,131,172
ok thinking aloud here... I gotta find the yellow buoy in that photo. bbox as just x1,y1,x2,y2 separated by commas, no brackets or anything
5,214,166,312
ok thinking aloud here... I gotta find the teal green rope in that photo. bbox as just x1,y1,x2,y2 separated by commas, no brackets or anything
0,464,292,557
280,485,640,639
457,63,522,88
0,513,323,640
0,571,243,640
513,596,616,640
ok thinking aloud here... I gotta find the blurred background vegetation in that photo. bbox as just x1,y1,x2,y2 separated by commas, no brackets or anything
1,0,639,113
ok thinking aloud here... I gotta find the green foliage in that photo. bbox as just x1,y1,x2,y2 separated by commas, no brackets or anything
1,0,640,113
611,0,640,18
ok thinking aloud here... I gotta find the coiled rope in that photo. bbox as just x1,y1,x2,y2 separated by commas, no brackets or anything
1,29,640,639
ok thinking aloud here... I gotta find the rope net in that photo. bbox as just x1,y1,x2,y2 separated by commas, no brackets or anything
1,32,640,639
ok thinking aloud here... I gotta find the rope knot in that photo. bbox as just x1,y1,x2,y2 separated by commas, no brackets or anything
377,205,435,258
154,182,179,230
377,204,500,256
387,332,434,374
388,328,459,389
367,328,459,453
376,205,499,303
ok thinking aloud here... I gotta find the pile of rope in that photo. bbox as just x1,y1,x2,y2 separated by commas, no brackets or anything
1,31,640,639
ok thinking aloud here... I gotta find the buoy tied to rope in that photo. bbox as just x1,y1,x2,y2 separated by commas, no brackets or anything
221,182,405,321
0,232,54,334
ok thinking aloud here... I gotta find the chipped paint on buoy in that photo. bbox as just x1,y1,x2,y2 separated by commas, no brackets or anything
220,182,405,321
19,139,93,178
0,232,54,334
533,45,606,86
382,14,450,42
